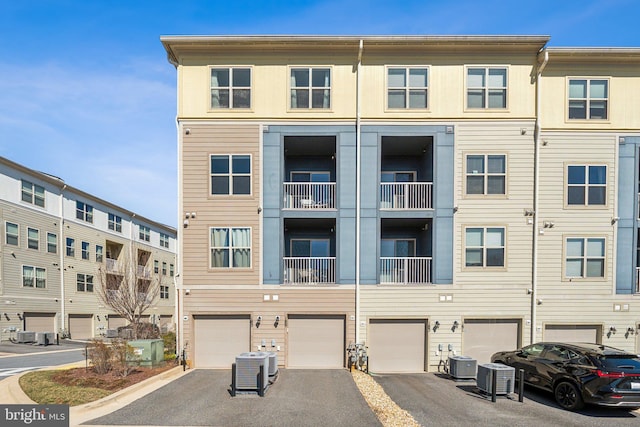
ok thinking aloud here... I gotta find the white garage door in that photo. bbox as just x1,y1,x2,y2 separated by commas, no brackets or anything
108,315,128,330
194,315,250,368
24,312,55,332
544,324,601,344
288,315,344,368
69,314,93,339
368,319,426,373
463,319,520,364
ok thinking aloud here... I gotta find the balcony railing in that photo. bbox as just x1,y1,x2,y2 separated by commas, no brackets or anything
137,265,151,279
106,258,120,273
284,257,336,284
380,182,433,210
636,267,640,293
283,183,336,209
380,257,432,284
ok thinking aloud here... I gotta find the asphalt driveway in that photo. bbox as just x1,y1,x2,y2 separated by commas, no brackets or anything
374,373,640,427
85,369,380,426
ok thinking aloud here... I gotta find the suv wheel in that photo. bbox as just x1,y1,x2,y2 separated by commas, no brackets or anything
554,381,584,411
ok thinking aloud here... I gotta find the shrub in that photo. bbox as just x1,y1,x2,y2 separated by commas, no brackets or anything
87,339,113,375
162,331,176,355
111,338,138,377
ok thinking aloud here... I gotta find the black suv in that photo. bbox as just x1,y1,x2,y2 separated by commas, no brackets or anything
491,342,640,410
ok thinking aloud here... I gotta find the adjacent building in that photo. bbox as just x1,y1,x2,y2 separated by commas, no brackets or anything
161,35,640,371
0,156,176,340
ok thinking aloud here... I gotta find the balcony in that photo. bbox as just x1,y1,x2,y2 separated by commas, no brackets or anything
636,267,640,293
380,257,432,284
284,257,336,284
283,182,336,209
106,258,120,273
137,265,151,279
380,182,433,210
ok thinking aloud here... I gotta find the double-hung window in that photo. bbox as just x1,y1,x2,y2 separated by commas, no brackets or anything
210,155,251,195
160,285,169,299
387,67,428,109
96,245,103,262
568,79,608,120
154,260,159,274
21,180,45,207
211,67,251,109
47,232,57,254
76,201,93,223
210,227,251,268
108,213,122,232
466,154,506,195
139,225,150,242
160,233,170,248
565,237,605,278
567,165,606,206
27,228,39,250
290,67,331,109
23,266,46,288
465,227,505,267
66,237,75,257
82,241,90,260
5,222,18,246
162,262,167,275
170,264,174,277
76,273,94,292
467,67,507,109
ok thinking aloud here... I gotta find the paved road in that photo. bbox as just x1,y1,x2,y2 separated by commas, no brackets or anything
0,341,86,380
86,369,381,427
374,373,640,427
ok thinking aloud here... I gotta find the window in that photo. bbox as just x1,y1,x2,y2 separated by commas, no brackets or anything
108,213,122,232
162,262,167,275
380,239,416,257
21,180,45,207
47,233,57,254
465,227,505,267
66,237,75,257
96,245,103,262
210,67,251,109
567,165,606,206
82,241,90,260
210,155,251,195
160,233,170,248
27,228,39,250
568,79,608,120
466,154,506,195
170,264,174,277
291,239,330,257
290,67,331,109
160,285,169,299
154,260,159,274
5,222,18,246
467,67,507,109
76,201,93,223
210,227,251,268
76,273,94,292
387,67,428,109
23,265,46,288
139,225,150,242
381,171,416,183
566,237,605,278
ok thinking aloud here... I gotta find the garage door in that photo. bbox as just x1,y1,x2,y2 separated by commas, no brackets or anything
108,315,128,330
69,314,93,339
193,315,250,368
463,319,520,364
159,315,173,333
24,312,55,332
544,324,601,344
368,319,426,373
288,314,344,368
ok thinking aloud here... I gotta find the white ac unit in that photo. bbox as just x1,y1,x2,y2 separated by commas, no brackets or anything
36,332,55,345
235,352,269,391
105,329,118,338
16,331,36,343
267,352,278,377
477,363,515,395
448,355,477,379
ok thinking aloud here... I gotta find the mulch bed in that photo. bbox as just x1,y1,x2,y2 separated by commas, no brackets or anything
51,363,176,392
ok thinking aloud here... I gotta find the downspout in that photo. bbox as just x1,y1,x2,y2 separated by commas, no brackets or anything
59,184,67,334
355,40,363,344
531,50,548,344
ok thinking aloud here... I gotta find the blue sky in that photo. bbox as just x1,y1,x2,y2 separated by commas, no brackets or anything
1,0,639,227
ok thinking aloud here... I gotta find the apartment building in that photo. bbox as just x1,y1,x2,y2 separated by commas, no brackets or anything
0,156,176,340
161,35,640,371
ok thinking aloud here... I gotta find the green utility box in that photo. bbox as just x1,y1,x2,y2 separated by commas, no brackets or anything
128,339,164,367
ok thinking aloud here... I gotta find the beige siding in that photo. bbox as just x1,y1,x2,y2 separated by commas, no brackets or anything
181,124,261,286
182,287,355,367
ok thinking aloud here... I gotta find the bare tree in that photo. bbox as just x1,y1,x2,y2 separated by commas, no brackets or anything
96,246,160,340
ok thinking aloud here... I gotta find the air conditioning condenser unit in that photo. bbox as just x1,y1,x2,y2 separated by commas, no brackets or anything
234,352,269,395
16,331,36,343
448,355,477,379
476,363,515,395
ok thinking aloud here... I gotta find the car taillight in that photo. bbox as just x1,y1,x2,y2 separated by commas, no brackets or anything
593,369,626,378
